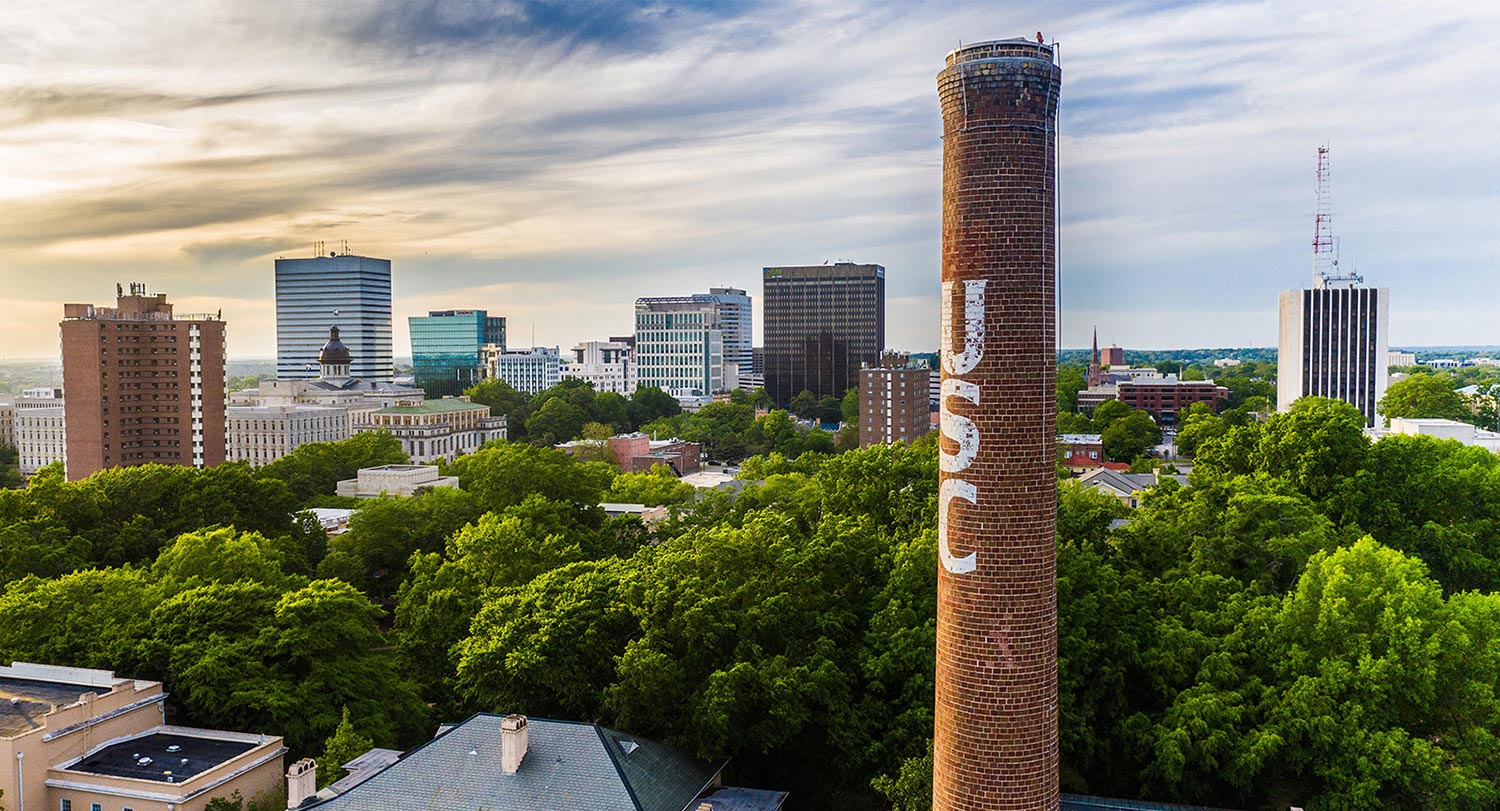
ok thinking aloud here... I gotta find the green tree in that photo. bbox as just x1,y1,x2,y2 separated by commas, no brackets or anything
816,395,843,424
1101,411,1162,462
1377,372,1470,424
1090,398,1132,428
319,706,374,787
465,378,532,438
628,387,681,428
841,386,861,424
524,398,589,446
448,443,612,513
258,432,408,502
789,390,818,419
605,467,696,506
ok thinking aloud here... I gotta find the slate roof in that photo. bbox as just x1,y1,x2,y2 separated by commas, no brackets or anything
1062,793,1243,811
696,786,790,810
306,714,725,811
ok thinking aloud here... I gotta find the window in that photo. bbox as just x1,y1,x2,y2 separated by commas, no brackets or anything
91,804,101,811
60,801,71,811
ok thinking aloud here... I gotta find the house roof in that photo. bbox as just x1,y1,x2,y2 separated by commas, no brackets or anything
1062,793,1243,811
306,714,725,811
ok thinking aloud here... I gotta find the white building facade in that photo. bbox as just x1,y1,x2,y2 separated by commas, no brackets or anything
15,387,66,476
563,340,636,395
226,405,349,466
487,346,562,395
1278,275,1390,427
634,296,728,397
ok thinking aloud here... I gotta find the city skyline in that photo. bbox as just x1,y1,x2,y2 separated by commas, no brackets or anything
2,2,1498,358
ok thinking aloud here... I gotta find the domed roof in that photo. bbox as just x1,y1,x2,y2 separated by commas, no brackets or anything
319,326,352,367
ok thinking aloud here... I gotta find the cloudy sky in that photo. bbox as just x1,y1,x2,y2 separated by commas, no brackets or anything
2,0,1497,359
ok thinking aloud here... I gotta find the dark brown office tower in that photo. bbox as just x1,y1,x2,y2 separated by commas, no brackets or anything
934,39,1061,811
60,284,226,481
762,262,885,406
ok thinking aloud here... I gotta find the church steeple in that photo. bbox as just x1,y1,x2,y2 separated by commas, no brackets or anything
1086,326,1102,388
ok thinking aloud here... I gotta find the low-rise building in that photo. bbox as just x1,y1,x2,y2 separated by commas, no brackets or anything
859,357,931,448
226,404,348,466
15,387,66,476
599,502,669,524
290,712,786,811
609,433,701,475
301,507,356,534
488,346,562,395
336,465,461,498
1076,468,1188,509
354,397,507,463
0,661,284,811
1369,417,1500,452
1117,379,1228,426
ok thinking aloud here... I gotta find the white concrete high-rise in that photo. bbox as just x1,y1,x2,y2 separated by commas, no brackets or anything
275,253,393,382
1278,274,1390,426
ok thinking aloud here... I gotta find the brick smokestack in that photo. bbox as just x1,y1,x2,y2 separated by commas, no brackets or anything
934,39,1061,811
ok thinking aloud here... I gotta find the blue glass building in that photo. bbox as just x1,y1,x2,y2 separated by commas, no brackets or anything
409,309,507,397
275,254,393,381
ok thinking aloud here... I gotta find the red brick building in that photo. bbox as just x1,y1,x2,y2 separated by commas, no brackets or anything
61,284,226,480
936,38,1061,811
859,355,931,448
1117,379,1228,425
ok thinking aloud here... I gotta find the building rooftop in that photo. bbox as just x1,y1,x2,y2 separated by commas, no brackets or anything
696,787,789,810
63,730,258,783
1059,434,1103,444
0,675,115,737
306,714,725,811
0,662,138,738
374,398,488,415
1062,794,1242,811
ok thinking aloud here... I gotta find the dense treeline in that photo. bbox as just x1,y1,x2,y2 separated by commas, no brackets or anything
2,397,1500,808
464,377,851,461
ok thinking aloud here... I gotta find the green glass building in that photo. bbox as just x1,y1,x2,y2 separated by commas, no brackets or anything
408,309,506,397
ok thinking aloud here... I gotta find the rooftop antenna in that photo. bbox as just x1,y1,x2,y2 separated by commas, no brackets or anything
1312,144,1363,289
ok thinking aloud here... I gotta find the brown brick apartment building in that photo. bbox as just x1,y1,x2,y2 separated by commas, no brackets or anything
61,284,226,480
859,355,931,448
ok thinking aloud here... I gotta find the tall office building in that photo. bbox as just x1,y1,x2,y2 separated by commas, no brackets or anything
1278,277,1389,425
275,252,393,382
60,284,226,481
634,296,728,397
409,309,506,397
706,287,752,377
762,263,885,405
1278,146,1390,427
935,39,1061,811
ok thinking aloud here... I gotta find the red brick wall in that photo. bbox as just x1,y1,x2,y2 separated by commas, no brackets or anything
61,304,226,481
935,40,1061,811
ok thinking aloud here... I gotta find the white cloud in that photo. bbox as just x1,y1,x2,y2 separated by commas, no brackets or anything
1,0,1498,361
